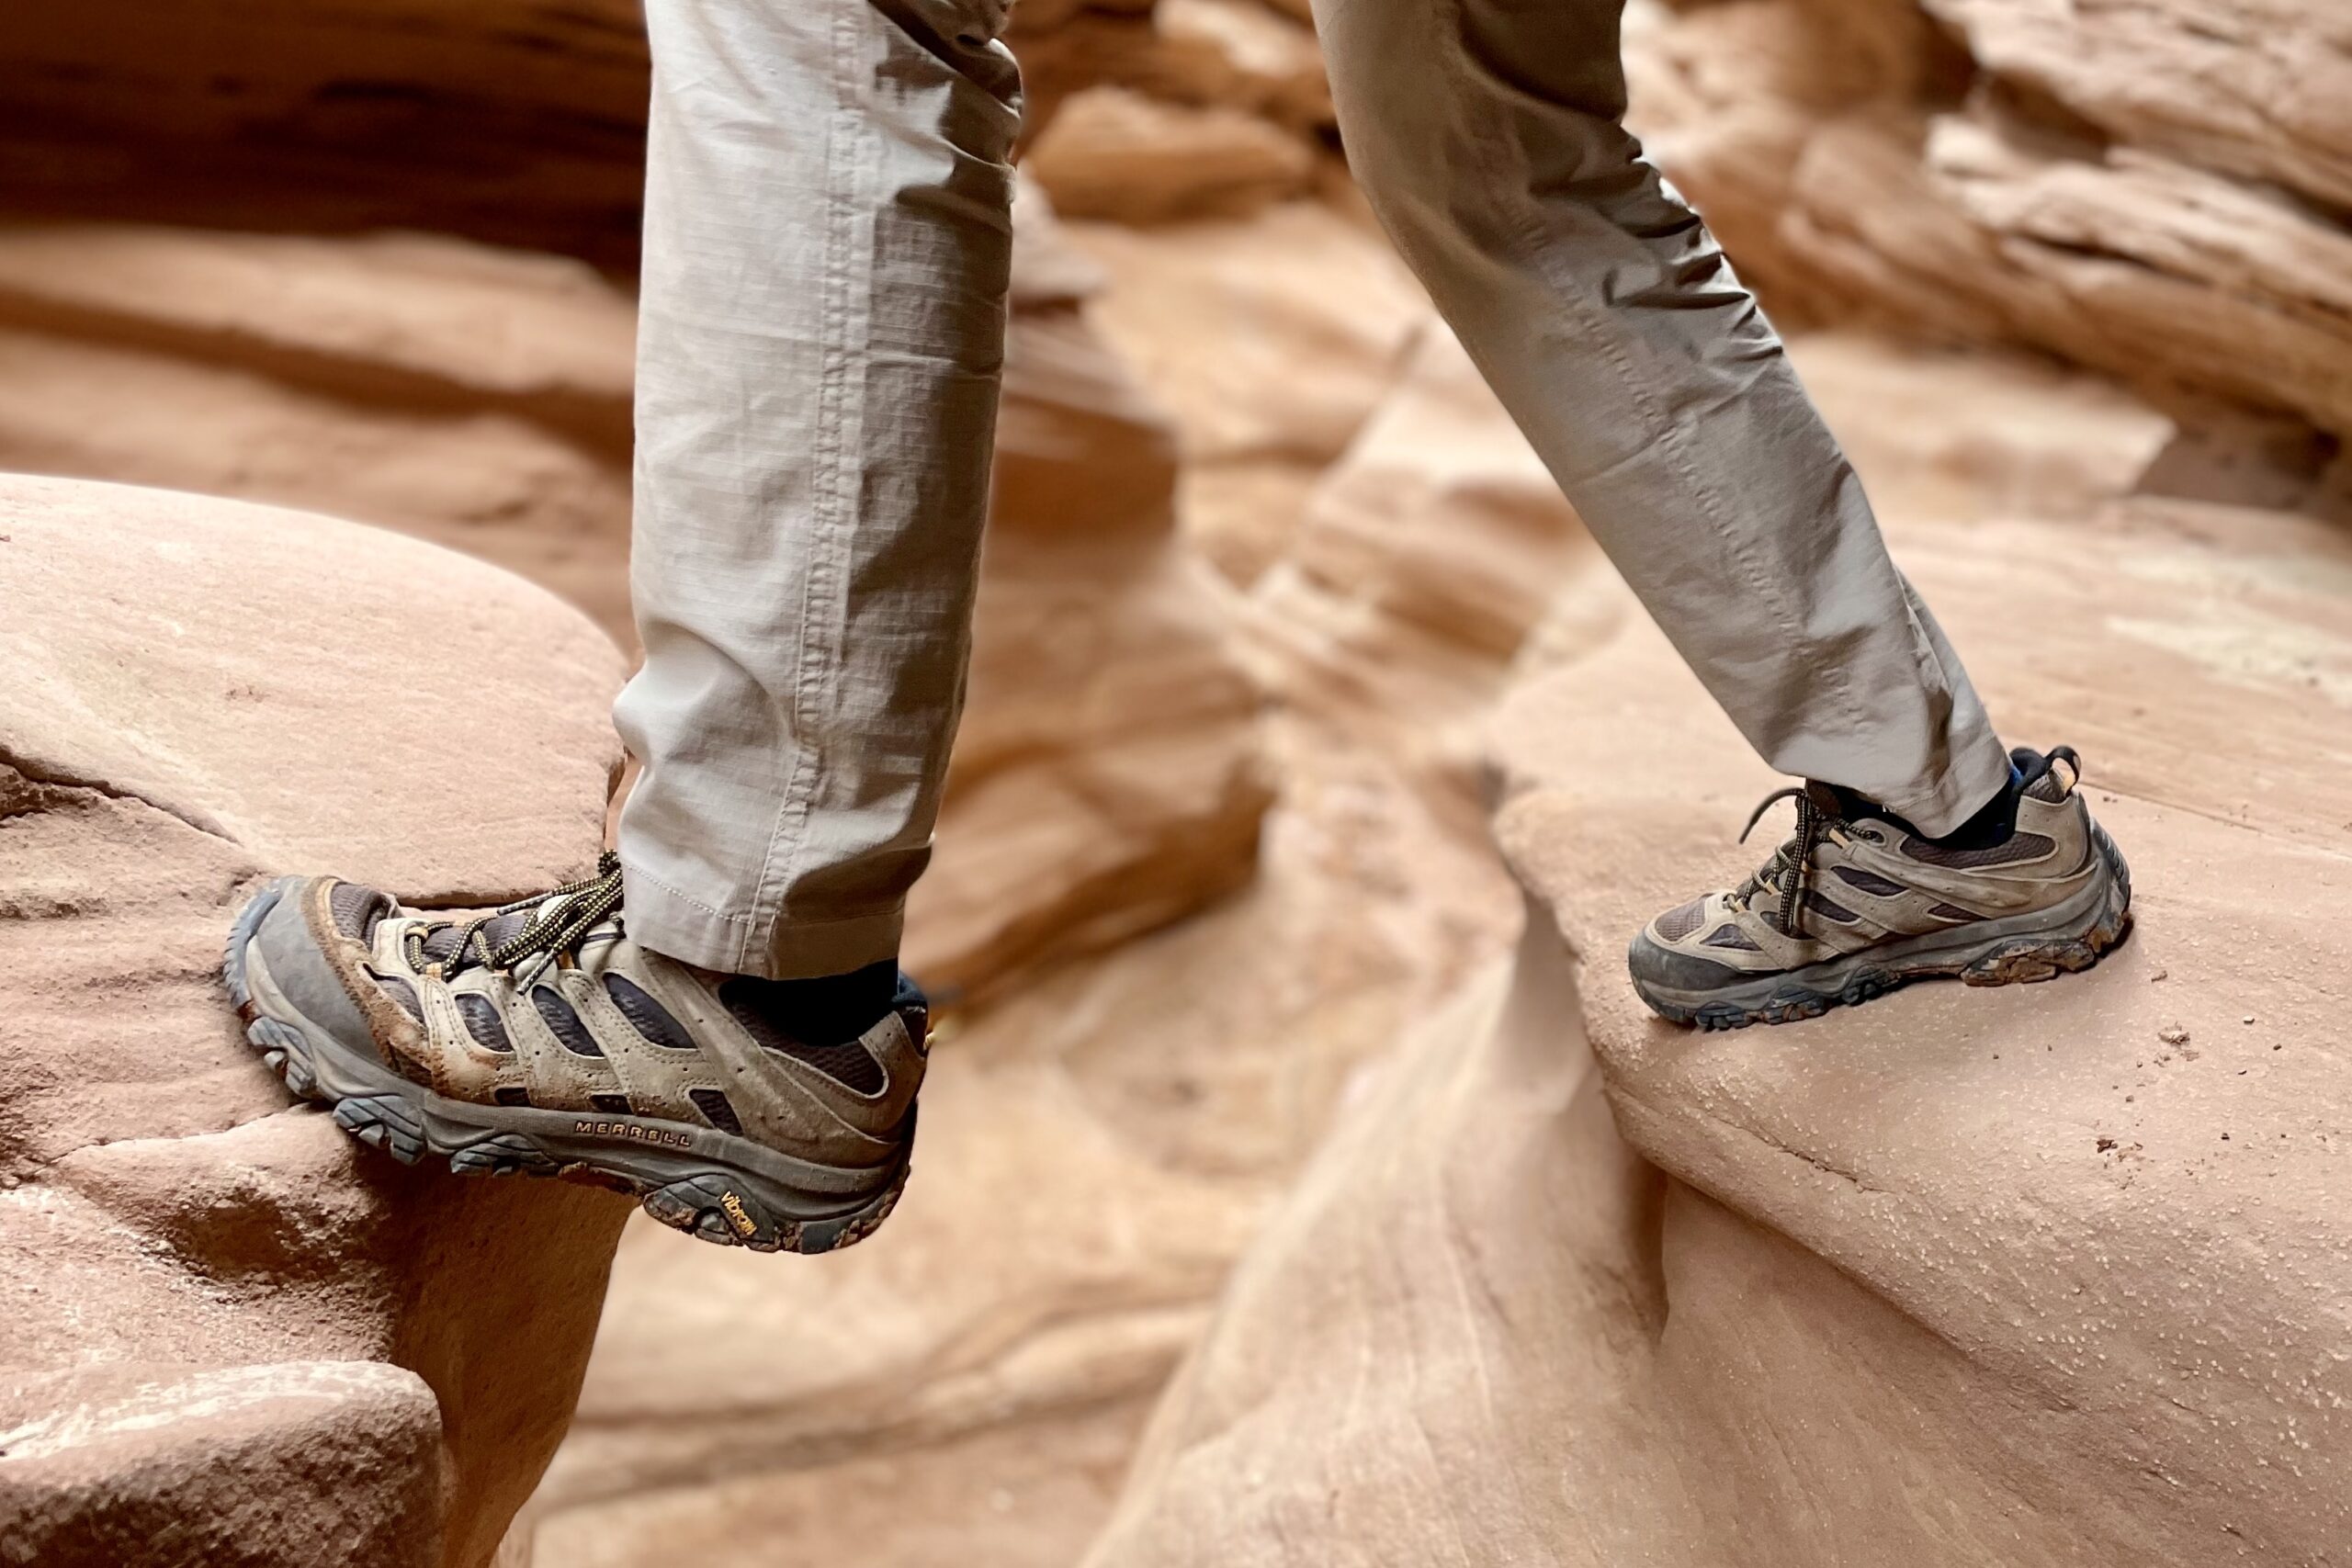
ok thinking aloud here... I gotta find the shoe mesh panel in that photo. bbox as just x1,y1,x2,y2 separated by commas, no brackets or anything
689,1088,743,1136
718,979,885,1095
1831,865,1908,898
493,1086,533,1108
372,973,423,1021
590,1093,632,1115
456,994,513,1053
420,926,466,962
1703,925,1762,951
603,974,696,1052
1929,902,1981,921
1654,898,1709,942
532,987,605,1056
330,883,391,942
1900,832,2055,869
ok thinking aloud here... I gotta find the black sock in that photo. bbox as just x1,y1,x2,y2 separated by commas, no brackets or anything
1828,755,2028,852
720,959,900,1045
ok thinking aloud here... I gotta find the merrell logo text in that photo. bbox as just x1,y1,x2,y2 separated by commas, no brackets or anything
575,1119,694,1148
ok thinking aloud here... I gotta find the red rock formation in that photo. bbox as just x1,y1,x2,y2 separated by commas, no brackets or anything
0,474,632,1568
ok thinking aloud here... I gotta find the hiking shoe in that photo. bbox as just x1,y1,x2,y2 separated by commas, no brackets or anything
221,854,926,1254
1628,746,2132,1030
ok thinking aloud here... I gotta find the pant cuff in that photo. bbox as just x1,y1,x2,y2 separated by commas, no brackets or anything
619,863,906,980
1878,728,2017,839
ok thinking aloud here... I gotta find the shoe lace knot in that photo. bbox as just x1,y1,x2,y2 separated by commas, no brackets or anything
1730,784,1844,938
402,852,625,987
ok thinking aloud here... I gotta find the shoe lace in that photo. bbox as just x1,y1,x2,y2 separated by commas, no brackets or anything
1729,784,1843,938
402,851,626,987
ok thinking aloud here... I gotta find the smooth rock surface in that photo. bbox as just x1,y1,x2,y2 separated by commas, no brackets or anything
1065,201,1426,584
1026,86,1317,226
0,226,639,638
1084,474,2352,1563
1248,321,1593,736
0,474,632,1568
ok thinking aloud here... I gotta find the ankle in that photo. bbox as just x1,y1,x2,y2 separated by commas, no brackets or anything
1829,760,2025,851
717,959,901,1045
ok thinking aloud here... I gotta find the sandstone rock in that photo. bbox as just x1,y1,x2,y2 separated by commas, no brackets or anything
0,473,632,1568
1783,112,2352,440
534,1397,1154,1568
0,225,634,419
1625,0,2352,441
0,0,652,266
1082,414,2352,1565
0,227,638,639
1248,321,1592,737
1129,0,1333,134
1,1362,443,1568
1782,331,2174,522
1065,201,1427,583
1923,0,2352,211
1623,0,1954,319
1067,203,1423,472
1025,87,1318,226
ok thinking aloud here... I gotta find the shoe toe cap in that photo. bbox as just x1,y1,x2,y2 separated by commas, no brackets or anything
1626,927,1755,995
246,878,399,1068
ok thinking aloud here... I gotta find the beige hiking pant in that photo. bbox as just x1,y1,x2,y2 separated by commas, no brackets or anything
612,0,2014,979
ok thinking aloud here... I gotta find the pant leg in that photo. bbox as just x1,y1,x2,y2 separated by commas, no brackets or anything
615,0,1021,977
1312,0,2012,835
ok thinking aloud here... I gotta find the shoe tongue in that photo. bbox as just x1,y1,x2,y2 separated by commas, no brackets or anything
1805,780,1853,819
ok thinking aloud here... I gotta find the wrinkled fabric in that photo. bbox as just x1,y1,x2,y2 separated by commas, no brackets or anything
1313,0,2010,835
614,0,1020,977
616,0,2008,979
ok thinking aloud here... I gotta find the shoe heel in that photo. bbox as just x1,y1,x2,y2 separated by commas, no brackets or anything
1960,830,2133,987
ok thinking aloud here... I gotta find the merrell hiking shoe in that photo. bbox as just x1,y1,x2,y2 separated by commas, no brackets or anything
1629,746,2132,1030
222,854,926,1254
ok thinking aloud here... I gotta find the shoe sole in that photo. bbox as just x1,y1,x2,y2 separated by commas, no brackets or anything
1632,823,2135,1032
220,878,910,1255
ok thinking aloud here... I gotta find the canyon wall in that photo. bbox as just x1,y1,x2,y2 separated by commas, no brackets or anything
3,0,2347,1563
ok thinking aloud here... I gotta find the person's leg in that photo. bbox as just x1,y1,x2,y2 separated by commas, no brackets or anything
616,0,1023,979
225,0,1023,1252
1313,0,2132,1028
1311,0,2010,835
